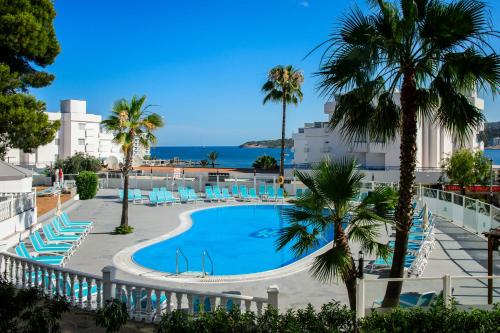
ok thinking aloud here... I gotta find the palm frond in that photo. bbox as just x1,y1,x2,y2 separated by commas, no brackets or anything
310,246,354,284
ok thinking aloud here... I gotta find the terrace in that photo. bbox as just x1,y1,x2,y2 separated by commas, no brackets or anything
1,178,498,321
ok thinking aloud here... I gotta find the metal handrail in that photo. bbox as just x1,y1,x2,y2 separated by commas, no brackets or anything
175,248,188,274
202,250,214,277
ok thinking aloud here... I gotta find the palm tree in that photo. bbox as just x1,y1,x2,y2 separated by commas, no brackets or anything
277,157,397,309
315,0,498,306
252,155,278,170
207,151,218,168
103,95,164,232
262,65,304,183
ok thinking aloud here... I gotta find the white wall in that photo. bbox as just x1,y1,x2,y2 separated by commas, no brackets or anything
0,178,33,192
0,208,37,241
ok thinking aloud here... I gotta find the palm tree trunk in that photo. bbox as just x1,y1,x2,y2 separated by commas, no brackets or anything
121,149,132,228
335,221,358,310
381,72,418,307
279,97,286,187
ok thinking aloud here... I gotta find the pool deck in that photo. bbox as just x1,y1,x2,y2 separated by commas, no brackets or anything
53,189,498,310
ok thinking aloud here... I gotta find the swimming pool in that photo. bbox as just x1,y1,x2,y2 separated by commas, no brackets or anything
132,205,334,276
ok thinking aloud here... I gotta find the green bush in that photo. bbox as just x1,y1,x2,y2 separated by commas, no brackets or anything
0,276,70,333
75,171,99,200
253,155,278,170
52,152,102,174
96,299,129,333
114,225,134,235
152,301,500,333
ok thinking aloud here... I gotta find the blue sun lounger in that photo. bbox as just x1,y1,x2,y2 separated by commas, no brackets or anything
267,187,277,201
60,211,92,227
205,188,218,201
43,223,82,244
240,187,251,201
231,185,239,198
149,191,159,205
248,188,259,201
276,188,285,202
373,291,437,308
52,219,87,236
259,184,267,198
15,242,65,266
221,188,235,201
29,232,73,255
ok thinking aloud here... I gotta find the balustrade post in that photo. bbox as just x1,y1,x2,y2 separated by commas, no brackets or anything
443,274,452,308
244,300,251,312
267,285,279,310
145,288,153,318
9,256,15,282
48,268,54,298
176,293,183,310
156,290,163,318
15,259,20,286
78,276,85,308
0,253,4,276
86,279,94,310
96,279,103,309
187,294,193,315
21,262,27,287
256,301,263,316
356,278,365,320
69,273,76,306
101,265,116,301
209,296,216,312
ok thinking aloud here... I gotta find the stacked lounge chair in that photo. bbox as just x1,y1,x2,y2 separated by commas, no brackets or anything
370,204,436,277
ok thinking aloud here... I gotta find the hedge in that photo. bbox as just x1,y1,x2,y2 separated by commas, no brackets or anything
152,301,500,333
75,171,99,200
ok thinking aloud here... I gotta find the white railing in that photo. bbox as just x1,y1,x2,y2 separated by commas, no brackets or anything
0,192,35,223
418,186,500,234
0,252,278,322
355,274,500,319
0,252,103,311
359,182,499,234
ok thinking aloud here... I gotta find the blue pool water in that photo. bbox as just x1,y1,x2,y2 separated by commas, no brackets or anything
132,205,333,275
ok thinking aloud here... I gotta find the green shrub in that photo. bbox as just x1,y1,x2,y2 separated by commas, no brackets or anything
96,299,129,333
0,276,70,333
151,301,500,333
252,155,278,170
114,225,134,234
53,152,102,174
75,171,98,200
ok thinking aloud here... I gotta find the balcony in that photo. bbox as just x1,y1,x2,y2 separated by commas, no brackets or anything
85,129,97,137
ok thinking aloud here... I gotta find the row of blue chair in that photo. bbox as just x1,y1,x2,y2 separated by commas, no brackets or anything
15,212,93,266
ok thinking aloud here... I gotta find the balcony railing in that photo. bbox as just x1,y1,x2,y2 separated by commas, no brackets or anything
0,192,35,223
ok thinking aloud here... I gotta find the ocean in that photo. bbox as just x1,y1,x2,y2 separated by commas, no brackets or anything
150,146,500,169
485,149,500,165
150,146,293,168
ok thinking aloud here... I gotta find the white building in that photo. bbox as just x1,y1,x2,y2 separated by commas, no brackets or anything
133,136,151,159
493,137,500,146
6,100,123,168
293,93,484,169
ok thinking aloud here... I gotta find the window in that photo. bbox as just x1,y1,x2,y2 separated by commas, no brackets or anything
79,123,86,130
78,139,85,145
55,139,60,146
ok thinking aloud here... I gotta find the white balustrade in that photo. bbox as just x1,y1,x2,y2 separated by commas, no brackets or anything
0,192,35,223
0,251,278,323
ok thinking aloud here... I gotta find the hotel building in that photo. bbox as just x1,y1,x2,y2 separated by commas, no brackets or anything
292,92,484,169
5,100,124,168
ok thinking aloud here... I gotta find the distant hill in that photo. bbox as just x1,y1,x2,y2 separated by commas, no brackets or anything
239,139,293,148
483,121,500,147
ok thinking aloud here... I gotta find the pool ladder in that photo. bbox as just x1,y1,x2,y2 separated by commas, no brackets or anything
202,250,214,277
175,248,214,277
175,248,188,274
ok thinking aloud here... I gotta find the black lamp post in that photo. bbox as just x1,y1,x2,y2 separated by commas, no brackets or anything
358,251,364,279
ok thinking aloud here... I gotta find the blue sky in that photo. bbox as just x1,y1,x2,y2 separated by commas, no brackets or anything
33,0,500,146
